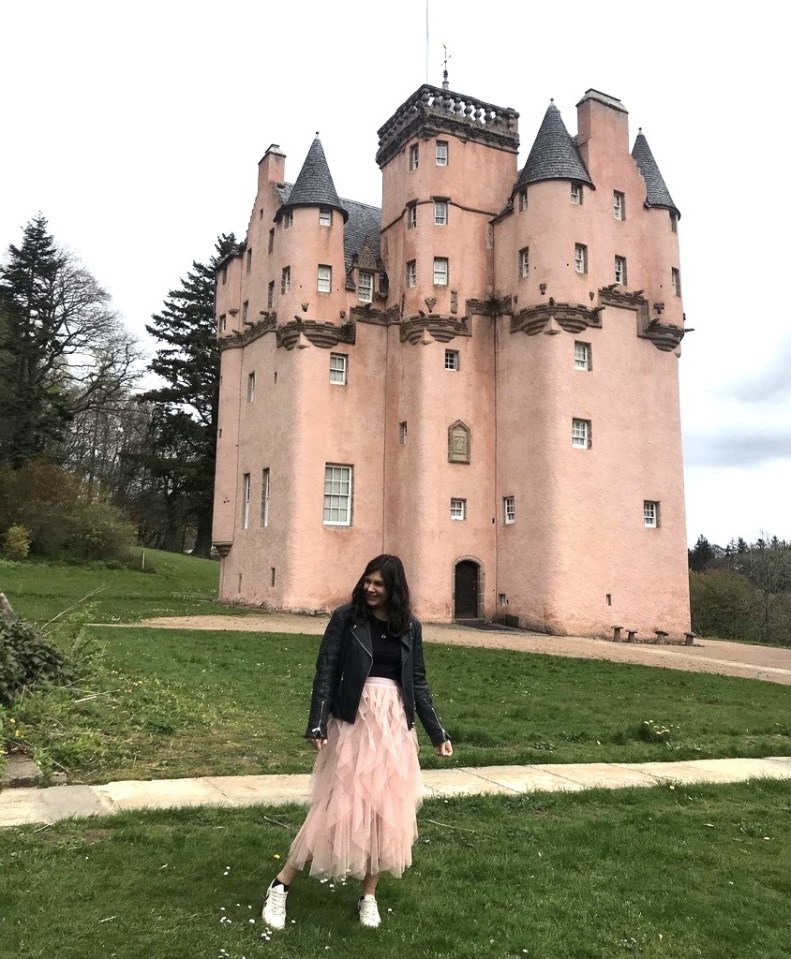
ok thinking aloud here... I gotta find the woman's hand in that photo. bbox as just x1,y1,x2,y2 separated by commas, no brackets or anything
312,737,328,752
435,739,453,757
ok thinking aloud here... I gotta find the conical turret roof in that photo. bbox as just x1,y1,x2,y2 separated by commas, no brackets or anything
632,132,680,219
275,137,348,222
515,102,593,191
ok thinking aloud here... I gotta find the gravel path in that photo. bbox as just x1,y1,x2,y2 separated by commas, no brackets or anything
134,613,791,686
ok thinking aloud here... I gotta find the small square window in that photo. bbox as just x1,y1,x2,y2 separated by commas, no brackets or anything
574,244,588,275
246,248,252,273
283,210,293,229
409,143,419,170
281,266,291,294
319,208,332,227
613,191,625,221
407,204,417,229
317,264,332,293
267,281,275,308
247,371,256,403
434,200,448,226
358,271,374,303
571,183,583,205
572,418,591,448
450,498,466,521
433,256,449,286
399,421,408,445
503,496,515,524
671,267,682,296
644,500,660,528
615,255,627,285
519,247,529,279
574,341,592,371
435,140,448,166
268,228,274,253
518,188,528,212
444,349,459,371
406,259,417,288
329,353,347,385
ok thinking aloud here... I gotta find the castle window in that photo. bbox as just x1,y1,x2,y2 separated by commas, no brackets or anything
519,247,529,279
503,496,516,524
247,371,256,403
615,255,627,285
670,212,678,233
317,264,332,293
407,203,417,229
409,143,419,170
613,191,625,221
242,301,249,323
448,421,471,463
406,259,417,288
246,248,252,273
399,421,408,445
435,140,449,166
450,498,466,521
574,244,588,275
323,464,353,526
518,188,528,212
267,281,275,308
574,341,592,371
671,267,682,296
261,468,270,527
571,183,583,205
644,500,660,528
218,314,227,333
221,265,228,285
444,349,459,371
358,271,374,303
268,228,274,253
572,418,591,448
319,208,332,227
329,353,347,385
434,200,448,226
242,473,251,529
433,257,449,286
283,210,293,229
281,266,291,294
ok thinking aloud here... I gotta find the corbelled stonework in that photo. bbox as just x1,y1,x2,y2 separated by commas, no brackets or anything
511,303,603,336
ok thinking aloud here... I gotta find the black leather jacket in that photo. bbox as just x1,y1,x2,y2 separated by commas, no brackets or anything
305,603,449,746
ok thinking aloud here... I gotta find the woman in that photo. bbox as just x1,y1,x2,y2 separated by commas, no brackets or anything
262,554,453,930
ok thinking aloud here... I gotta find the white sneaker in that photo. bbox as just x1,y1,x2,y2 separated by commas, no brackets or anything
358,895,381,928
262,880,288,930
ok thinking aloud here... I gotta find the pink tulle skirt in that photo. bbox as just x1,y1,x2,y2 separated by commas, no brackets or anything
287,678,423,880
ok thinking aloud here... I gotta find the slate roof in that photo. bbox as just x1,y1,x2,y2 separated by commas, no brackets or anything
275,137,348,222
631,132,680,219
275,183,381,270
515,102,593,191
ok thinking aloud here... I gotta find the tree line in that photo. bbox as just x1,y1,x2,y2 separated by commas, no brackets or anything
689,534,791,646
0,214,236,561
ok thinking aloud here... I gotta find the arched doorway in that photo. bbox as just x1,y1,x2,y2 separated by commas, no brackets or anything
454,560,480,620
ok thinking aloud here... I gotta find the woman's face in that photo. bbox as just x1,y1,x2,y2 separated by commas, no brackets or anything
363,570,389,614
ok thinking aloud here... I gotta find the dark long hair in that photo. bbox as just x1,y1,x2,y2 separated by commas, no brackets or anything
351,554,412,635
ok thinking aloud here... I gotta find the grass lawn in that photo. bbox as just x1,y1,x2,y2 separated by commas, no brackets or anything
0,549,254,624
10,625,790,783
2,780,790,959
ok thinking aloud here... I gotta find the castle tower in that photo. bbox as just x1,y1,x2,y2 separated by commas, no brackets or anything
212,84,691,639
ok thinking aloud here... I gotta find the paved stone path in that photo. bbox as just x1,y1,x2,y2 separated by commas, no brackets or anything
2,757,791,828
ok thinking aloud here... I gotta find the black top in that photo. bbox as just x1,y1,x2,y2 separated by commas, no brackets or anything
369,616,402,682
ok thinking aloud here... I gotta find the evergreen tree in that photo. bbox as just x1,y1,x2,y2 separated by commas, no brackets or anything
142,234,237,557
688,534,715,572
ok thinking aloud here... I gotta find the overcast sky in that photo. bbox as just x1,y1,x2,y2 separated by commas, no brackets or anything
2,0,788,548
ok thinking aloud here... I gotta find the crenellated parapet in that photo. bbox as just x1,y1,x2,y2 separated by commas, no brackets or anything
376,84,519,167
511,303,603,336
400,314,472,344
277,318,356,351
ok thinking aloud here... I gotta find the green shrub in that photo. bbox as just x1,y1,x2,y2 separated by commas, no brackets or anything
1,524,30,560
0,617,72,707
64,501,136,563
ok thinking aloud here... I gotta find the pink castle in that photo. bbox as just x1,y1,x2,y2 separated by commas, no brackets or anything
212,83,691,638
